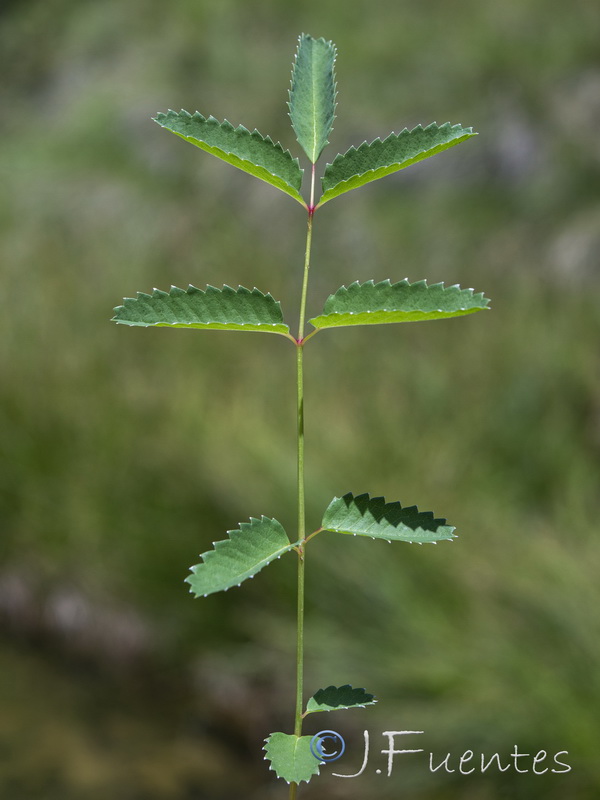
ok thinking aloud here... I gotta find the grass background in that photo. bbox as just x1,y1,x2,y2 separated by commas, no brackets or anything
1,0,599,797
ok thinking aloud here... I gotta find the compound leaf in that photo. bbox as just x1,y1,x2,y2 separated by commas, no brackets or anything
319,122,476,205
289,33,337,163
154,110,305,205
186,517,299,597
322,493,456,543
306,685,377,715
113,285,291,337
264,732,321,784
309,279,489,330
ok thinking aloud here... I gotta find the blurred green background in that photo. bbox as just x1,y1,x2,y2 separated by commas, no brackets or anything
1,0,599,797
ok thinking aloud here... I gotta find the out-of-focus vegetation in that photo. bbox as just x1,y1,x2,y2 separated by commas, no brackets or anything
1,0,599,797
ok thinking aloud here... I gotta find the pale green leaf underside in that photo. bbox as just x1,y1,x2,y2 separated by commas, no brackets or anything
319,122,476,205
309,279,489,330
306,685,377,715
154,110,305,205
186,516,298,597
322,493,456,543
264,732,321,784
112,285,290,336
289,33,337,163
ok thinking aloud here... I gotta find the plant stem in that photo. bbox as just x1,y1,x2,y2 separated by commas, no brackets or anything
297,168,315,340
294,343,305,739
290,165,316,800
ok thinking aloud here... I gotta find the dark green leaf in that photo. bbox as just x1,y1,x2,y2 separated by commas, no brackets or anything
322,493,456,543
306,685,377,714
113,285,291,336
186,516,299,597
154,110,305,205
309,279,489,330
319,122,476,205
288,33,337,163
264,732,321,784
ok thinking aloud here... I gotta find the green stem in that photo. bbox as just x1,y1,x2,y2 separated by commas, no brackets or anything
294,343,305,740
289,166,316,800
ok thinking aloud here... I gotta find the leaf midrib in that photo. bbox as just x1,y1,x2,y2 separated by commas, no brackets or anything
292,735,313,771
310,44,319,161
240,540,300,578
189,136,290,181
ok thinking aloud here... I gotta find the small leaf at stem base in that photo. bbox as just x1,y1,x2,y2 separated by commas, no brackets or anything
264,732,321,784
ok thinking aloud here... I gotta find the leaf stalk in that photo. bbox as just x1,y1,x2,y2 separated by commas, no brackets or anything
303,527,323,546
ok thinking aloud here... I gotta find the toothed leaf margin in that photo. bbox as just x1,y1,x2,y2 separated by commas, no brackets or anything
309,279,489,329
186,517,299,597
154,110,305,205
264,732,321,784
306,685,377,714
113,284,290,336
321,493,456,543
288,33,337,163
319,122,476,205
